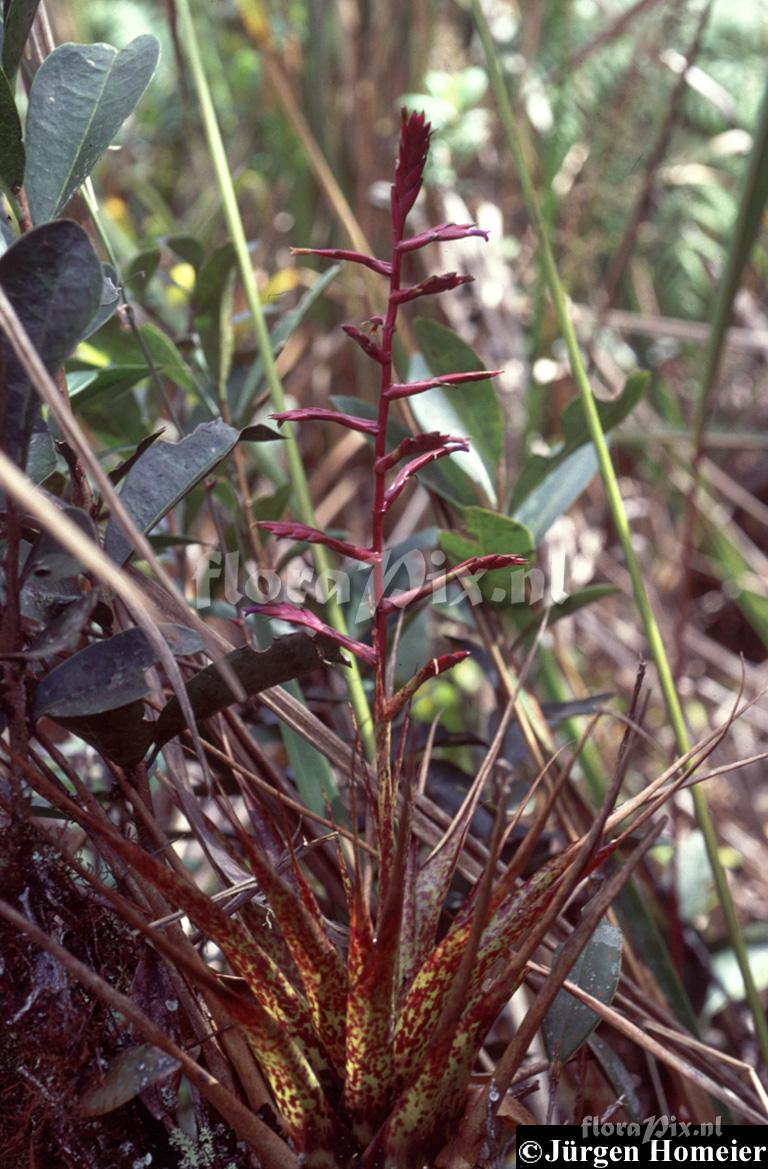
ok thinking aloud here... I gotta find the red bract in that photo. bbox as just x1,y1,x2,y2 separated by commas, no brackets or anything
396,222,491,254
385,368,503,401
271,408,379,436
256,520,380,565
385,650,471,720
382,442,469,512
379,553,528,614
391,271,475,305
245,603,376,665
290,246,392,278
376,431,468,472
341,323,386,364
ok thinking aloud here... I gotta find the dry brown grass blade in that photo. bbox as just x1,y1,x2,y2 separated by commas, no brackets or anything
604,687,766,835
451,715,646,1156
0,899,299,1169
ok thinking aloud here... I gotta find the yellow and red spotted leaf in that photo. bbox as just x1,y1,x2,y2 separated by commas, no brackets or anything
79,820,342,1123
237,831,349,1073
393,849,575,1086
343,889,399,1143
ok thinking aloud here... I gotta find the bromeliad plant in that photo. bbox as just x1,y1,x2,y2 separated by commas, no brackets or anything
5,110,661,1168
48,111,648,1169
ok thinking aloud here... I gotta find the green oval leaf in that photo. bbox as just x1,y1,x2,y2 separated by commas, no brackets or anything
25,35,160,224
439,506,534,603
543,918,623,1065
513,442,599,541
79,1044,181,1117
510,371,649,513
34,624,203,718
0,220,102,466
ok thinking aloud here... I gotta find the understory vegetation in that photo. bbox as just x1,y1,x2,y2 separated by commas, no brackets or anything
1,2,767,1167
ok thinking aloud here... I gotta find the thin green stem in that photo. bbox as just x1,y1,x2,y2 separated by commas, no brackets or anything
474,0,768,1067
174,0,373,757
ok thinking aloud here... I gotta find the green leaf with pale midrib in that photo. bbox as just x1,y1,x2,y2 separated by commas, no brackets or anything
543,917,623,1063
412,317,504,507
25,36,160,224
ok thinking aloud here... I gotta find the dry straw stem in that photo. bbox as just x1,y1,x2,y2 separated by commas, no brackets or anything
602,688,767,837
450,823,658,1163
0,899,299,1169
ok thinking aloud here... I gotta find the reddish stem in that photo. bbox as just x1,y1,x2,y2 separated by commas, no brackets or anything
371,203,404,768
